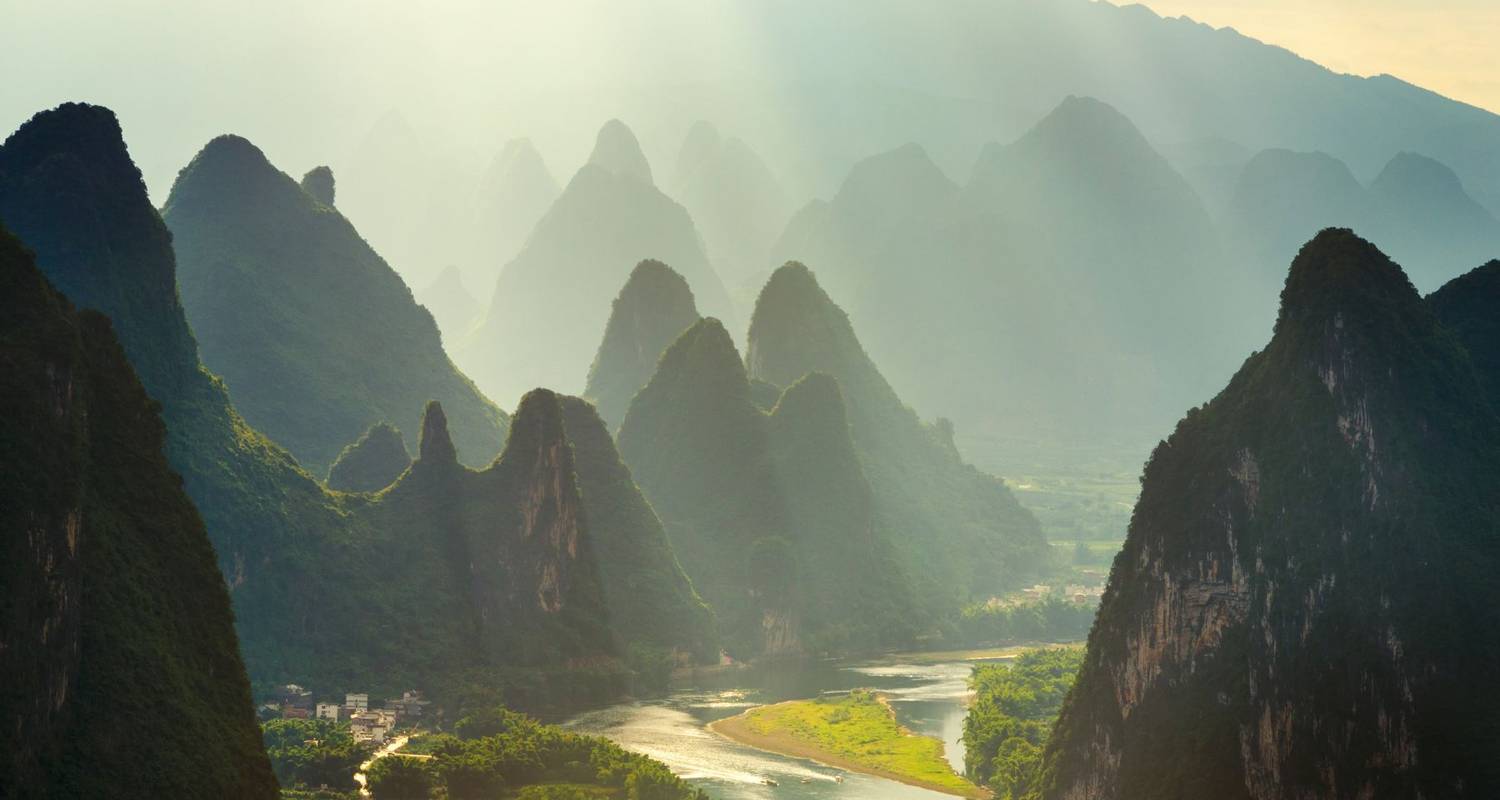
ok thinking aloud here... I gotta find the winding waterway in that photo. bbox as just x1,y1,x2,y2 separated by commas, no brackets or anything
565,657,1002,799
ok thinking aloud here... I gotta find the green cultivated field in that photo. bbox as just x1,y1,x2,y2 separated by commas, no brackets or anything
713,690,986,797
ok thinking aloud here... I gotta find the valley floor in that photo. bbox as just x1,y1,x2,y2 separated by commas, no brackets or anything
708,691,989,799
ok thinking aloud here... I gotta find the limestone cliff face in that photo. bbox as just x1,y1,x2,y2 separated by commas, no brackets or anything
0,226,277,797
1043,230,1500,799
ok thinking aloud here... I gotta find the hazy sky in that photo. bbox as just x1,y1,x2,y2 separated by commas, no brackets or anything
1138,0,1500,114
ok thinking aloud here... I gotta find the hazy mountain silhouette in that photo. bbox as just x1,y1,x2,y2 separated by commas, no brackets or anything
418,264,482,340
460,119,734,405
470,137,559,288
672,124,791,301
163,133,508,475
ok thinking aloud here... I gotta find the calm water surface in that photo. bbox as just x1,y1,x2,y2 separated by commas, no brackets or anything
565,657,999,799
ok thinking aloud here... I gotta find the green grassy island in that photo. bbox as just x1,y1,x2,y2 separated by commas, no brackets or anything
710,690,988,798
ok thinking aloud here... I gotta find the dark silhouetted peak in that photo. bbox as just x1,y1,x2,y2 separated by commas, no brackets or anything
163,135,292,221
326,422,411,493
502,388,570,462
0,102,198,395
1276,228,1426,338
587,118,653,185
300,165,335,206
1430,259,1500,402
672,119,721,189
418,400,457,465
584,259,701,429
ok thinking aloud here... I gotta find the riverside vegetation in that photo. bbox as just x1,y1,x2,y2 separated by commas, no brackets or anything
712,690,984,798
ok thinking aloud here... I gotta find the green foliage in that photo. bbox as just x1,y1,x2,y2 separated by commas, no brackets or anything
745,262,1051,619
325,421,411,492
262,718,371,791
584,259,701,431
728,690,980,795
962,647,1083,799
420,707,707,800
954,595,1096,648
0,218,277,797
366,756,434,800
162,133,507,474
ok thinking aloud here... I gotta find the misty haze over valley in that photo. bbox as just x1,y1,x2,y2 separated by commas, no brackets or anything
4,2,1500,799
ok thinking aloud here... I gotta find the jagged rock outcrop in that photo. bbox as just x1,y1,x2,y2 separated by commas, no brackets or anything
163,133,508,474
584,259,701,430
1042,229,1500,799
0,103,711,703
300,165,335,206
745,262,1049,611
460,119,734,405
0,224,277,798
326,422,411,493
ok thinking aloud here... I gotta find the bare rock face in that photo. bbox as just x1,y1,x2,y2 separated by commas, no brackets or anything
1042,229,1500,799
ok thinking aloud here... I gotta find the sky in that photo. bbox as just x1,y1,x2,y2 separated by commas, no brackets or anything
1137,0,1500,114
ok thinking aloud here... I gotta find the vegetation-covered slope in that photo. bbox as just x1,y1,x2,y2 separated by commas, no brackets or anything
584,259,702,430
617,318,788,653
1041,230,1500,799
460,120,734,405
325,421,411,493
1429,259,1500,403
0,103,712,703
163,135,507,474
745,261,1050,614
0,224,277,798
558,395,719,661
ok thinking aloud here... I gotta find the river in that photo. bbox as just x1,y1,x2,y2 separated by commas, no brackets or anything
565,655,1006,799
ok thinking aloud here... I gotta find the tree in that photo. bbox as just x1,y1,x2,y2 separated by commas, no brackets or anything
366,756,434,800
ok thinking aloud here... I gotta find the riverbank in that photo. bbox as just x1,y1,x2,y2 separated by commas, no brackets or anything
709,690,989,799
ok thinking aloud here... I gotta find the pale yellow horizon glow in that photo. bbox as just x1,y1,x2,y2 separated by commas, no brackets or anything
1136,0,1500,114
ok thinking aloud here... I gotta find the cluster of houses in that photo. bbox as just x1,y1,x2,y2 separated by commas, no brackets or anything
994,582,1104,608
267,685,430,743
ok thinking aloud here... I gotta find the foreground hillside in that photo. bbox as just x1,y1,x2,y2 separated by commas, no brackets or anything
0,224,276,798
1042,230,1500,798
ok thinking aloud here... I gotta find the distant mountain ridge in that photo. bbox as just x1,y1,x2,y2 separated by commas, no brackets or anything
460,119,735,406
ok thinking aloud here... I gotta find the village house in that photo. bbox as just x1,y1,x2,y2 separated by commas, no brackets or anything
344,692,369,712
315,702,341,721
